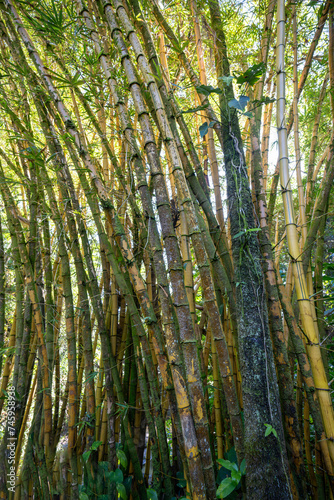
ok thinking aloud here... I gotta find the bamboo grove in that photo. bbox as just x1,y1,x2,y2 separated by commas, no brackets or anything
0,0,333,498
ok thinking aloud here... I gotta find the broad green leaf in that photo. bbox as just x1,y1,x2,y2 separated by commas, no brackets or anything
79,493,89,500
98,461,109,473
217,459,238,472
220,75,234,86
91,440,103,451
217,478,237,498
82,450,91,462
240,458,246,475
117,449,128,469
177,478,187,488
235,62,266,86
117,483,127,500
228,95,250,111
123,476,132,494
110,468,123,483
147,488,158,500
199,121,216,138
231,469,242,483
265,425,272,437
196,84,222,96
199,122,208,138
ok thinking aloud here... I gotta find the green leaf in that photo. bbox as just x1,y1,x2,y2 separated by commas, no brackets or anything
217,459,238,472
117,449,128,469
217,477,237,498
231,469,242,483
91,440,103,451
240,458,246,475
264,425,271,437
196,84,222,96
117,483,127,500
228,95,250,111
110,468,123,483
182,103,209,114
235,62,266,86
79,493,89,500
264,423,277,438
98,461,109,473
220,75,234,86
147,488,158,500
199,122,208,138
199,121,216,138
82,450,91,462
233,231,245,239
123,476,132,495
177,478,187,488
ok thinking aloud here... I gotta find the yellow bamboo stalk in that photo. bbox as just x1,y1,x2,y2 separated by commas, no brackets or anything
159,31,170,86
178,207,196,326
277,0,334,461
304,396,318,496
0,311,16,417
211,331,224,459
144,439,151,483
98,394,108,462
15,370,37,472
190,0,225,231
95,354,104,442
111,273,118,357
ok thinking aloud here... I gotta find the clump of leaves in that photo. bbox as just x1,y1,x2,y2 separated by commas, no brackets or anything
264,423,278,438
22,0,76,45
79,442,130,499
216,447,246,499
216,458,246,499
234,62,266,87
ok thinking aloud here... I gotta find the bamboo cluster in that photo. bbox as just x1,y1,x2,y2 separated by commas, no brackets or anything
0,0,333,499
